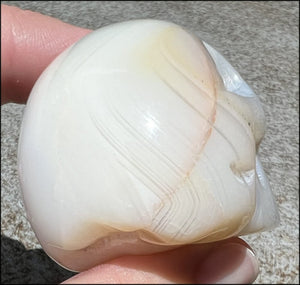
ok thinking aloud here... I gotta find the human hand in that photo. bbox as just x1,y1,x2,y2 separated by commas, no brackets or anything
1,4,259,283
1,4,90,105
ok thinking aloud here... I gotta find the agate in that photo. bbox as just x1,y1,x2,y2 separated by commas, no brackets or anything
17,19,279,271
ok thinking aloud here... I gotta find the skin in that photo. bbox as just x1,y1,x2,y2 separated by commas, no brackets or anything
1,4,259,283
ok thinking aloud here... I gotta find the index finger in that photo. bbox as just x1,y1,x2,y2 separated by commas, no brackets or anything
1,4,91,104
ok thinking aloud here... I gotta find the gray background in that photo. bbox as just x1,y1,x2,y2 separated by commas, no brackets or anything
1,1,299,284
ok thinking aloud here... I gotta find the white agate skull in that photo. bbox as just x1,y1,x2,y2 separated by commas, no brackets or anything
18,19,279,271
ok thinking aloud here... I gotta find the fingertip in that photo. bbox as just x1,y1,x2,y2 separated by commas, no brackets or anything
195,242,259,284
1,4,91,104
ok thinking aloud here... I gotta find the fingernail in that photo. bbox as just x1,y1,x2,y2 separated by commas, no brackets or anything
196,243,259,284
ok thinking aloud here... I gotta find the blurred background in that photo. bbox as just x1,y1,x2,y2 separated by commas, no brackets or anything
1,1,299,284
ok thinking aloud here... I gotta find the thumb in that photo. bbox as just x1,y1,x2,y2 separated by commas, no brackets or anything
62,237,259,284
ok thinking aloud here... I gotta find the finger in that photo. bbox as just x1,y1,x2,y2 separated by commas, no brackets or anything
62,237,259,284
1,4,91,104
